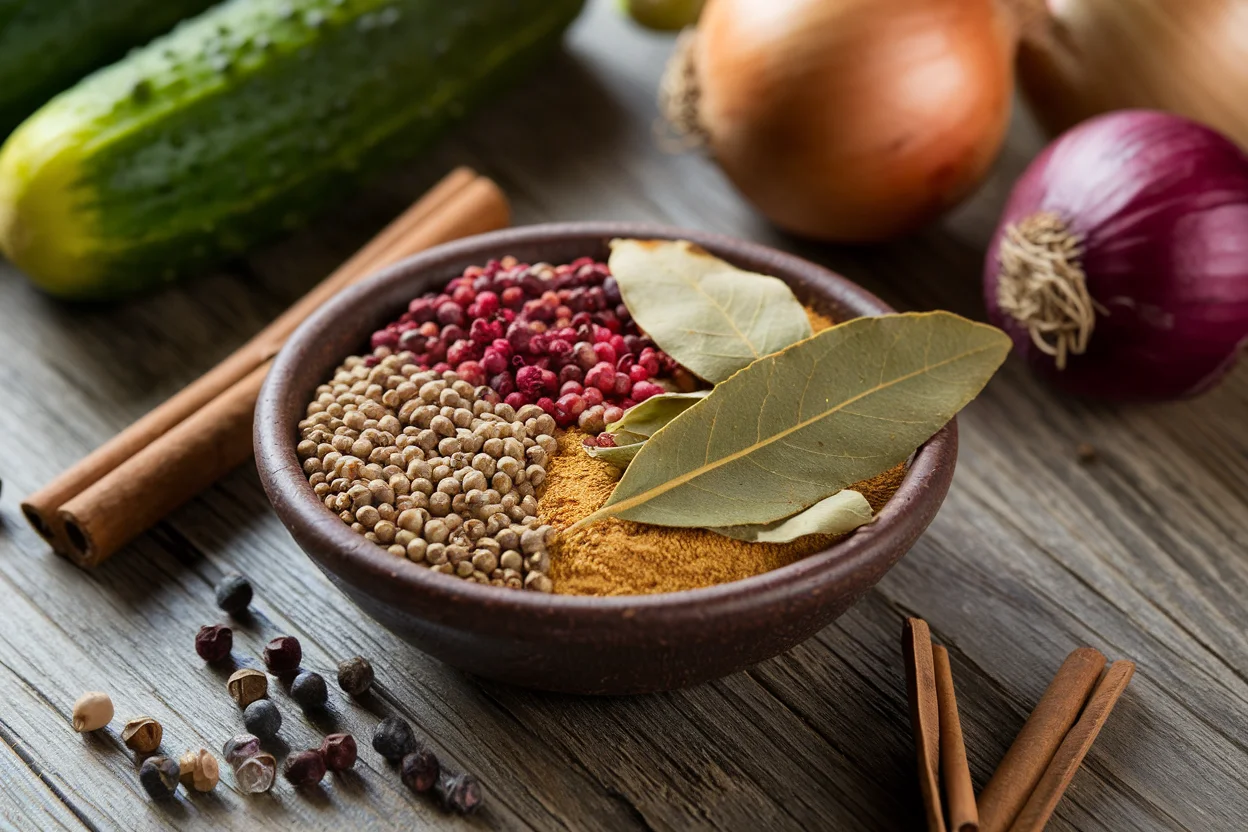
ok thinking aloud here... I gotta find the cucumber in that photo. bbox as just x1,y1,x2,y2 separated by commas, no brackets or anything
0,0,218,136
0,0,584,299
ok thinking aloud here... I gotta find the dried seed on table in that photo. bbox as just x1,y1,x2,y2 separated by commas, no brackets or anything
71,691,113,732
435,772,484,815
320,733,358,771
121,716,162,753
227,669,268,707
283,750,327,787
337,656,375,696
242,700,282,739
222,734,262,767
263,636,302,674
400,749,440,793
372,716,418,762
195,624,233,663
215,574,254,614
234,752,277,794
139,756,180,800
178,749,220,792
290,671,328,708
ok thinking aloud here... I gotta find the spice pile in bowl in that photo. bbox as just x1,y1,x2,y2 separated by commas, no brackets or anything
297,240,1011,595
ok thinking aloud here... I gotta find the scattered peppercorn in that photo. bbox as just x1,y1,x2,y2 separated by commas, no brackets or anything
215,573,253,615
319,733,357,772
435,771,484,815
290,671,328,708
263,635,302,674
283,749,327,787
139,756,181,800
234,752,277,794
121,716,162,753
71,691,113,732
222,734,262,768
226,668,268,708
372,716,418,762
400,748,439,793
195,624,233,663
337,656,374,696
242,699,282,740
178,749,220,792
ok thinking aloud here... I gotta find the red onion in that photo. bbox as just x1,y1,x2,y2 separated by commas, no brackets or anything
984,110,1248,399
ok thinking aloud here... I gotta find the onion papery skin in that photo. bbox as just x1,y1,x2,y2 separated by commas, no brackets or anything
694,0,1016,242
1016,0,1248,152
984,110,1248,400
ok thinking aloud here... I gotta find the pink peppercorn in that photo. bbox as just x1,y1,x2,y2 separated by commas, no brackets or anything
585,362,616,391
583,387,604,407
516,366,545,398
632,381,664,401
436,302,465,326
457,362,486,386
628,364,650,383
592,342,616,365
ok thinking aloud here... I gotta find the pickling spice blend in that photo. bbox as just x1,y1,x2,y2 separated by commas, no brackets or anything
296,243,1007,595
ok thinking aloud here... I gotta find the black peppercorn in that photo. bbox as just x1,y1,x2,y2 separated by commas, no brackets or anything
263,635,302,675
283,749,327,787
242,699,282,740
400,748,439,793
215,574,253,615
435,771,483,815
337,655,375,696
372,716,418,762
195,624,233,663
139,756,181,800
319,733,357,772
290,670,328,708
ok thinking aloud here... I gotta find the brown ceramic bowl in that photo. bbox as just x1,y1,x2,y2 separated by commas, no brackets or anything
255,223,957,695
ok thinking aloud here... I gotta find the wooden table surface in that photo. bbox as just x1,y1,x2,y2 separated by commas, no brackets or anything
1,3,1244,830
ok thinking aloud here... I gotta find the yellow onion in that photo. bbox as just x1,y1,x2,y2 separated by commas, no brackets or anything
663,0,1018,242
1016,0,1248,149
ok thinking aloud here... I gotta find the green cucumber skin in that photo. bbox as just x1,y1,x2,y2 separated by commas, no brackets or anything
5,0,584,298
0,0,218,136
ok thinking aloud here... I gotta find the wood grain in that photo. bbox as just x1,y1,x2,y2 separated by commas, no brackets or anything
0,1,1245,829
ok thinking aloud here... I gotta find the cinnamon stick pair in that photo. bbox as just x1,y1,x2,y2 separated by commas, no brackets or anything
903,619,1135,832
904,618,978,832
22,168,510,566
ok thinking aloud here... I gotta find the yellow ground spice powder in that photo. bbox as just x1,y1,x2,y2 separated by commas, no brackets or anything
539,306,906,596
540,431,905,596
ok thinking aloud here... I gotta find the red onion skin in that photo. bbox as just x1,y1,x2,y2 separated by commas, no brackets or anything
985,110,1248,399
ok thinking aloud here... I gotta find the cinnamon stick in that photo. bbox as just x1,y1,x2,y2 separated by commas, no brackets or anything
51,174,510,566
977,647,1106,832
904,618,947,832
933,645,978,832
1008,661,1135,832
21,167,481,553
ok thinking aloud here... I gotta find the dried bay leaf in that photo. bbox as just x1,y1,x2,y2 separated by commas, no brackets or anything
572,312,1010,530
712,489,874,543
582,391,710,468
583,430,648,466
606,390,710,435
609,238,812,383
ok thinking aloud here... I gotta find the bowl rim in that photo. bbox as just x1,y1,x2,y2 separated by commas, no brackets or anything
255,222,957,633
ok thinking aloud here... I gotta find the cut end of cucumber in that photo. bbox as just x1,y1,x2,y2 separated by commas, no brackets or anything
0,117,103,299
